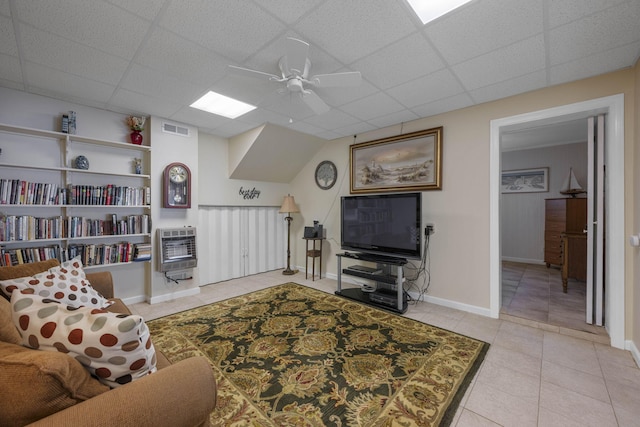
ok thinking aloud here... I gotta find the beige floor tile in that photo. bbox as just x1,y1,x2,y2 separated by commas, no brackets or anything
539,382,618,427
483,344,542,379
452,313,502,344
493,323,544,358
537,406,595,427
465,380,539,427
542,332,602,375
455,409,501,426
541,360,610,403
476,359,540,399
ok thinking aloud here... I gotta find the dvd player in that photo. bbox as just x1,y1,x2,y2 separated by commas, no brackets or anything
345,265,382,274
369,291,400,307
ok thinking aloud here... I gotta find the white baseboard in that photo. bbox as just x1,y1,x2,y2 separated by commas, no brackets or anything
121,295,147,306
147,287,201,304
627,340,640,368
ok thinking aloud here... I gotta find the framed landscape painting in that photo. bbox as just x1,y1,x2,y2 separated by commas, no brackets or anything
350,127,442,194
501,167,549,193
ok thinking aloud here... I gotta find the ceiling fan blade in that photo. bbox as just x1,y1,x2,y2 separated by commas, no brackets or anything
301,89,330,115
283,37,309,76
310,71,362,87
228,65,281,81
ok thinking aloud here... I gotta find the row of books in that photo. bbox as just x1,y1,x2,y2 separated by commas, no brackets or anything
0,242,151,267
0,214,151,242
0,180,150,206
67,184,150,206
0,179,65,205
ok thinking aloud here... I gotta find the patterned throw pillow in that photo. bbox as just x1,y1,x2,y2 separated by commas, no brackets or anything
11,292,157,388
0,258,109,309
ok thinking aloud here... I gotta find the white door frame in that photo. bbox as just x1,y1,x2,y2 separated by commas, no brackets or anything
489,94,625,349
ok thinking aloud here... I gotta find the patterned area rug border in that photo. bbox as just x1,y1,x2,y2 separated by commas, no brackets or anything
148,283,489,426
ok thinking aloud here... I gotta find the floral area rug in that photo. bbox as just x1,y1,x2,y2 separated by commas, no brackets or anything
147,283,489,426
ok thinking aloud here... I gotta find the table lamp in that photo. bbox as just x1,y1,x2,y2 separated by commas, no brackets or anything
279,194,300,275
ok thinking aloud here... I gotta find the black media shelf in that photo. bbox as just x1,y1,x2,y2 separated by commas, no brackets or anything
335,288,408,314
335,252,408,313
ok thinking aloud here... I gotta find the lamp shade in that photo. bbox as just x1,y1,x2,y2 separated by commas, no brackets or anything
279,195,300,214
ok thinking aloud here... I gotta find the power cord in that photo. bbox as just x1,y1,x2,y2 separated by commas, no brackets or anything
404,228,431,303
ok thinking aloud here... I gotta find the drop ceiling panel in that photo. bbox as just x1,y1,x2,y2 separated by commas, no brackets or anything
424,0,543,66
340,92,406,121
352,33,445,90
1,0,639,145
387,68,464,108
25,62,116,106
296,0,417,64
452,36,546,91
160,0,286,63
0,54,21,85
548,2,640,65
14,0,149,60
0,15,17,55
19,26,129,85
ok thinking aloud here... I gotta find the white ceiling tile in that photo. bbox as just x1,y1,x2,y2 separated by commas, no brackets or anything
135,27,229,86
453,35,545,91
19,26,129,85
107,0,166,20
549,43,640,86
302,108,360,130
0,14,17,55
367,110,421,129
295,0,417,64
340,92,406,121
468,70,547,104
120,64,204,106
169,106,231,130
24,62,115,105
2,0,639,144
547,0,630,28
253,0,325,25
0,53,22,84
352,33,445,90
160,0,285,63
424,0,543,66
387,68,464,108
0,1,10,16
14,0,149,59
411,93,474,118
109,88,181,118
548,2,640,65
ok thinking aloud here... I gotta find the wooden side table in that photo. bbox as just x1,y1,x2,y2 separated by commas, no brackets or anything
304,237,325,280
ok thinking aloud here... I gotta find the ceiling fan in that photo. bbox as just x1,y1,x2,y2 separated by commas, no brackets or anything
229,37,362,115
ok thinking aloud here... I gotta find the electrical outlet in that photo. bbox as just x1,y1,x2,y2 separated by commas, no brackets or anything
426,223,435,235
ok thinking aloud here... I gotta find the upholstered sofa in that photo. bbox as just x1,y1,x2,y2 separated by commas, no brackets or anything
0,259,217,426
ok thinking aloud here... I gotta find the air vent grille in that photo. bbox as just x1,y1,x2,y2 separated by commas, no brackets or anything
162,122,190,137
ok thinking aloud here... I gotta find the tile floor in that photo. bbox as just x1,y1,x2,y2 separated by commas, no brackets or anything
501,261,609,344
130,269,640,427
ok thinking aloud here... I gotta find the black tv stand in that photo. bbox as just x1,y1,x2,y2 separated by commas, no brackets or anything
335,252,408,313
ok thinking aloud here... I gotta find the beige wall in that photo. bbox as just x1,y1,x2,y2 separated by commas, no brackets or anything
290,69,636,327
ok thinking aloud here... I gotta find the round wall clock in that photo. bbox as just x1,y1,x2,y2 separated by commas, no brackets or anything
315,160,337,190
163,162,191,208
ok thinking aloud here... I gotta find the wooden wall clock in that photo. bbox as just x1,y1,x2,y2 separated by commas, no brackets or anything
163,162,191,208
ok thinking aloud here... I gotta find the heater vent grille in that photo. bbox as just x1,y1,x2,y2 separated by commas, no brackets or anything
157,227,197,272
162,122,190,137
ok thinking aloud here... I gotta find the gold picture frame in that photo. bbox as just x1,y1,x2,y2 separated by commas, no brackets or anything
350,127,443,193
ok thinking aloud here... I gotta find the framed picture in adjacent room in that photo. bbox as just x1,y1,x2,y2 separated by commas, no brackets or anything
501,167,549,193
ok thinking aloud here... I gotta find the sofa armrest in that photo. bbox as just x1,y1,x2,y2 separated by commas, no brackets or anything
28,357,216,427
85,271,114,299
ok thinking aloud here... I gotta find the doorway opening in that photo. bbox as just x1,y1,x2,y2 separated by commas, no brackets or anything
489,94,625,349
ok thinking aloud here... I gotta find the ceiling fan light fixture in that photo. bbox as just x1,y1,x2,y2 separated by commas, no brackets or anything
406,0,473,25
190,91,256,119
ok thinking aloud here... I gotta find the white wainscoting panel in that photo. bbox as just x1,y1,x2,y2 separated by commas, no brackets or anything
198,206,285,284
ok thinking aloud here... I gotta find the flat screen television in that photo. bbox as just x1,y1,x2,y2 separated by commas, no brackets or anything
341,192,422,260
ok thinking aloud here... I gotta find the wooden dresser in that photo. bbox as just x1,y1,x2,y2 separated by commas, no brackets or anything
544,198,587,291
